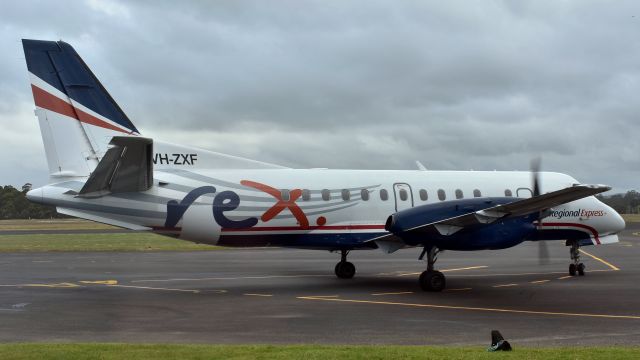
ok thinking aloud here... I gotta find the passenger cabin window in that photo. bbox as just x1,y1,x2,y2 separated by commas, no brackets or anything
341,189,350,201
419,189,428,201
361,189,370,201
281,189,290,201
437,189,446,201
302,189,311,201
380,189,389,201
504,189,513,197
399,189,408,201
321,189,331,201
455,189,464,199
473,189,482,198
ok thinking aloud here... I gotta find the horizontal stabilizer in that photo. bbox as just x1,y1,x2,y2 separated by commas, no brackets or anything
78,137,153,197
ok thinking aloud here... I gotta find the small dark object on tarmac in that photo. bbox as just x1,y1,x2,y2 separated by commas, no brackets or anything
487,330,512,352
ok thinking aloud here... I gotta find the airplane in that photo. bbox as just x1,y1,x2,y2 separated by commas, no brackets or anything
22,39,625,292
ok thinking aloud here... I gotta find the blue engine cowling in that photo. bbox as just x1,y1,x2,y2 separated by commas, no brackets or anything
385,198,538,250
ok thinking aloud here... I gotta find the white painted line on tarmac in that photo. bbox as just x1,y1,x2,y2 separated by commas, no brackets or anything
397,266,488,277
492,283,518,288
108,284,200,293
371,291,414,296
132,274,333,283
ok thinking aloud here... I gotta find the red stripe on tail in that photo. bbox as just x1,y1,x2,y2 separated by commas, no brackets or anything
31,85,130,134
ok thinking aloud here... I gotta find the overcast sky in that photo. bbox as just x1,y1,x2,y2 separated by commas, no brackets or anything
1,1,639,192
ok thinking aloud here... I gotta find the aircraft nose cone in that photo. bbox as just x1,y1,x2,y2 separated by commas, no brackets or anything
611,211,626,234
26,187,43,204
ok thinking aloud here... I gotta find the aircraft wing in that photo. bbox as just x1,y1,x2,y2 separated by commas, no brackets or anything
381,184,611,239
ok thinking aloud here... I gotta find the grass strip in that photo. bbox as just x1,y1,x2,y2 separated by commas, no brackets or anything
0,233,218,252
621,214,640,223
0,219,117,231
0,344,639,360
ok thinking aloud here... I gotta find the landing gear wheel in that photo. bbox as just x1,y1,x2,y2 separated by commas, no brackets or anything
419,271,446,292
569,263,577,276
335,261,356,279
568,241,584,277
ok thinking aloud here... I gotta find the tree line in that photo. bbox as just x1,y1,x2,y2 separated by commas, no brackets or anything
596,190,640,214
0,185,60,219
1,183,638,220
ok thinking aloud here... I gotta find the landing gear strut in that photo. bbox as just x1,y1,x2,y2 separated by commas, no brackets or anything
334,250,356,279
568,241,586,276
419,246,446,292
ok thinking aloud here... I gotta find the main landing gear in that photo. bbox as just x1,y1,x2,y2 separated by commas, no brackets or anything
419,246,446,292
334,250,356,279
568,241,586,276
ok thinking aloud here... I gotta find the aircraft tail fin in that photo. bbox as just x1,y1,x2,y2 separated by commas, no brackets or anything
22,39,140,179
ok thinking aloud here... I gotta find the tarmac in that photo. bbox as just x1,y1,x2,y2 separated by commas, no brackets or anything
1,224,639,346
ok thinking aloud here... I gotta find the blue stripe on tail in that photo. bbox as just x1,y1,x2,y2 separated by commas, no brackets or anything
22,39,139,134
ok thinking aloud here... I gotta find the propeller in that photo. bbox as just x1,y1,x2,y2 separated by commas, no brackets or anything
531,158,550,265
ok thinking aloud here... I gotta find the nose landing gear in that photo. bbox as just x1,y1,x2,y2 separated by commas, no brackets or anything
419,246,446,292
334,250,356,279
568,241,586,276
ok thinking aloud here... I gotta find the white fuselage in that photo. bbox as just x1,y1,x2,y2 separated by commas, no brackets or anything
30,169,625,250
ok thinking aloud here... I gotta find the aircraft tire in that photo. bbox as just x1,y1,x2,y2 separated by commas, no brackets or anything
569,263,577,276
577,263,586,276
335,261,356,279
419,270,446,292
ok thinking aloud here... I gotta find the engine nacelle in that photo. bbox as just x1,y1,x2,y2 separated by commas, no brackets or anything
385,197,515,234
385,197,536,250
180,204,222,245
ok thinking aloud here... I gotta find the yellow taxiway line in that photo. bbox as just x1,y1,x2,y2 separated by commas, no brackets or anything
297,296,640,320
80,280,118,285
530,280,551,284
0,282,80,288
579,249,620,271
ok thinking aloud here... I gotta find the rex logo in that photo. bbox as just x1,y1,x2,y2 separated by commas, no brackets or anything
163,180,312,230
240,180,310,229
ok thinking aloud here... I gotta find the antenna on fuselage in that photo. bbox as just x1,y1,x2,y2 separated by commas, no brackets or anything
415,161,427,171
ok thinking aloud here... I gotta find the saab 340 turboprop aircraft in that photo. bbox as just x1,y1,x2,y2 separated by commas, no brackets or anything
22,39,625,291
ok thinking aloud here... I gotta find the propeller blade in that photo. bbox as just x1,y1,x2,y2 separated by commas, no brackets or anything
531,158,549,264
538,240,550,265
531,157,541,197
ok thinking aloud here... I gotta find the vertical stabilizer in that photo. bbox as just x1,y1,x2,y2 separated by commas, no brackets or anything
22,39,140,178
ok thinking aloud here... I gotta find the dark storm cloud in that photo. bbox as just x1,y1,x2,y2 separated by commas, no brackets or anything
0,1,639,191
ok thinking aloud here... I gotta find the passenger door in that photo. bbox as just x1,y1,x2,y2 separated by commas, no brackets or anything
393,183,414,212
